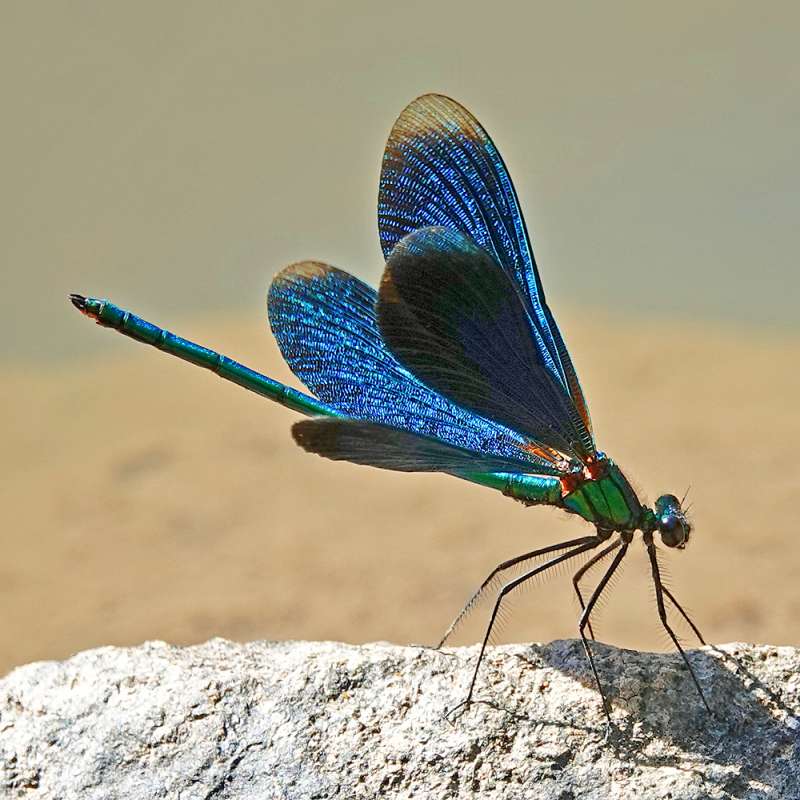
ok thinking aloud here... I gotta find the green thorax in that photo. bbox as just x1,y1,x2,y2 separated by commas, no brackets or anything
562,458,642,531
463,457,643,531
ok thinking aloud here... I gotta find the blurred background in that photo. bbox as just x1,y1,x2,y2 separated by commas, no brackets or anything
2,1,798,676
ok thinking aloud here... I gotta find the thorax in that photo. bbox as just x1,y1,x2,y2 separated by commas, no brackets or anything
560,455,643,531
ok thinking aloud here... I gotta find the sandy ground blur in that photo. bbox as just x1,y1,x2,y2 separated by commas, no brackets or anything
2,307,798,676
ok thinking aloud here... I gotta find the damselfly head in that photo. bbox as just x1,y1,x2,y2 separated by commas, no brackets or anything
654,494,691,549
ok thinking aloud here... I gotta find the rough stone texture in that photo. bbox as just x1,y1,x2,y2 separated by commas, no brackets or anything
1,639,798,799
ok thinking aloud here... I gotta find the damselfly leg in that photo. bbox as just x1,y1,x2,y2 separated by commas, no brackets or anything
571,538,622,641
647,542,711,712
447,537,601,718
662,584,707,646
437,535,599,649
578,541,629,723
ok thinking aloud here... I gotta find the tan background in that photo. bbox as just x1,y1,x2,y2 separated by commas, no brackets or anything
2,2,798,676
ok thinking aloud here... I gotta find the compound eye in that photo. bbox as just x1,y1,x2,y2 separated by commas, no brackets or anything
659,515,686,548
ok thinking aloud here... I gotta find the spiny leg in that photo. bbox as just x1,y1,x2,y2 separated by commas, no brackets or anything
662,584,707,646
578,541,629,724
646,543,711,712
572,538,621,641
437,535,598,649
452,538,601,715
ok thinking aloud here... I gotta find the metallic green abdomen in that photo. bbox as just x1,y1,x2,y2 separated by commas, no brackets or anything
563,462,641,530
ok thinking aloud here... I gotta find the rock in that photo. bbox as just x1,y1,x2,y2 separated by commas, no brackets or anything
1,639,798,799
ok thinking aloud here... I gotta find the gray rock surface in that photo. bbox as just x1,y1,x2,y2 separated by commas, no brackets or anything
1,639,798,799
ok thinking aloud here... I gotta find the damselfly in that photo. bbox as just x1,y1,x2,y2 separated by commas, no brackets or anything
71,94,708,722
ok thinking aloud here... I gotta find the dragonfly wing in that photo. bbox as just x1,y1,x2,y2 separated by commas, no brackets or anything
293,418,547,473
379,93,594,455
379,226,590,461
268,261,568,475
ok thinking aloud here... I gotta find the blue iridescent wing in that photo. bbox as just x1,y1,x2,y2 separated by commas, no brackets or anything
293,418,545,473
268,261,569,475
379,227,588,461
378,93,595,458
